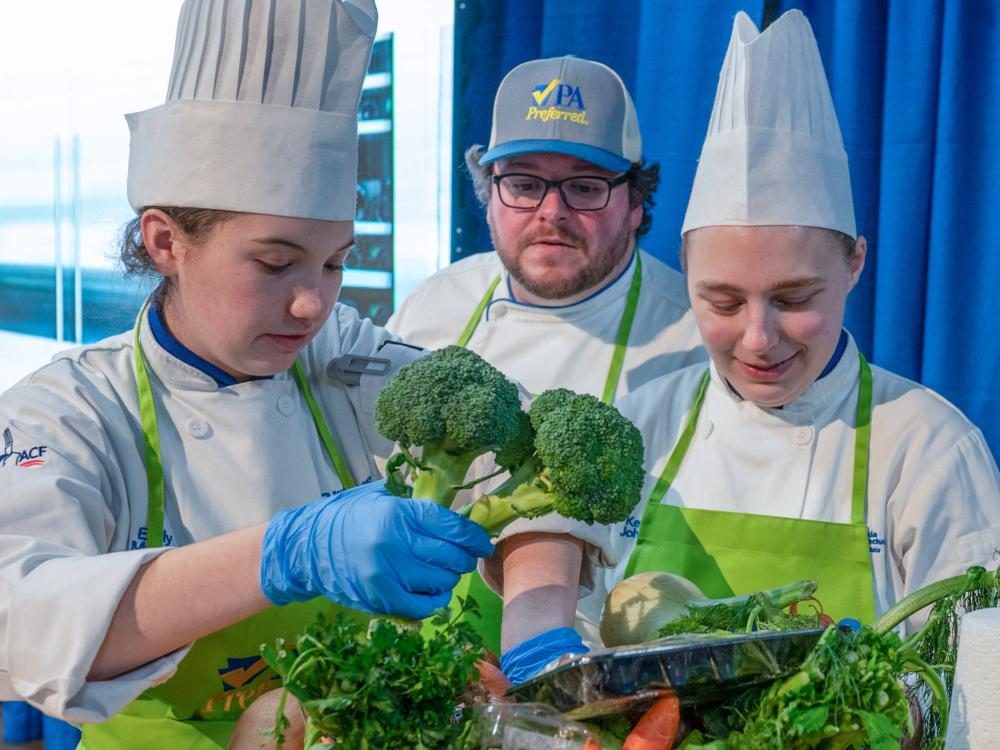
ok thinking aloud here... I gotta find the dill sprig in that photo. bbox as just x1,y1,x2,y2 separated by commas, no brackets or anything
680,626,914,750
894,566,1000,749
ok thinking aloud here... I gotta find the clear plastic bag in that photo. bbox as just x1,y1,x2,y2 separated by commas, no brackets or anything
475,703,600,749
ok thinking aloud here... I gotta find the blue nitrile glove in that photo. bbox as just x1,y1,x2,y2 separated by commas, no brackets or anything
260,479,494,619
500,627,589,685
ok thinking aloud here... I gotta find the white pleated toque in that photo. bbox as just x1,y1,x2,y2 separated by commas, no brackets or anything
127,0,378,221
682,10,856,238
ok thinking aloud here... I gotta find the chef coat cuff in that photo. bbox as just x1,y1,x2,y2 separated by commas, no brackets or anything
477,516,616,599
6,546,187,722
58,647,191,724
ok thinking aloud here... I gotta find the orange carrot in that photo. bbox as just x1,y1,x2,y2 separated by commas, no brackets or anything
622,693,681,750
583,738,603,750
474,659,514,701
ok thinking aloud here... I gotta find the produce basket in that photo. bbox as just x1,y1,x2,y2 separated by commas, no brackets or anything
508,628,825,719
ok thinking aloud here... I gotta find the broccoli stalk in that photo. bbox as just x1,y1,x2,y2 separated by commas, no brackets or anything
408,442,490,504
454,388,646,535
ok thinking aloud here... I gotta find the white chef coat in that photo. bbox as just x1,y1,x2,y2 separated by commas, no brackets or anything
577,334,1000,645
387,249,705,400
388,249,705,591
0,304,419,721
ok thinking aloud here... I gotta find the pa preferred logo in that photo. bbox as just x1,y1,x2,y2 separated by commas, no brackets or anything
0,427,48,469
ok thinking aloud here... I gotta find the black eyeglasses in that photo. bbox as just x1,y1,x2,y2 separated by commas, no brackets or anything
492,173,629,211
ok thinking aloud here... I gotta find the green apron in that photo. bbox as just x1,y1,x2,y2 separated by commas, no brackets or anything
443,253,644,654
81,309,358,748
623,352,877,625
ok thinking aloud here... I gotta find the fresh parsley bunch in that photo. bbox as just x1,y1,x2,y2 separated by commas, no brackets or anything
262,599,486,749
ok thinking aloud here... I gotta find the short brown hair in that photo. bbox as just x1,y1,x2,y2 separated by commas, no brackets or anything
118,207,237,302
464,144,660,239
119,207,237,277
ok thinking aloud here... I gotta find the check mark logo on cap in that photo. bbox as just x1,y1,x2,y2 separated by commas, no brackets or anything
531,79,560,105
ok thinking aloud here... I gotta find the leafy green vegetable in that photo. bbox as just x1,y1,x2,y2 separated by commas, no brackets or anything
674,567,1000,750
376,348,645,535
680,625,913,750
655,586,821,639
261,599,486,749
458,388,645,532
871,565,1000,749
601,572,817,646
374,345,527,505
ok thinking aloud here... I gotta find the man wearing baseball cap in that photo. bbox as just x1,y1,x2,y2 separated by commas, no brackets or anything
387,55,705,684
390,55,703,402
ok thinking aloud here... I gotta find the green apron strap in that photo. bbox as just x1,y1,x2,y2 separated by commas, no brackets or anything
851,353,873,525
645,368,711,508
646,353,874,521
291,359,356,490
456,274,502,348
457,252,643,405
600,251,642,405
134,301,355,549
134,298,166,550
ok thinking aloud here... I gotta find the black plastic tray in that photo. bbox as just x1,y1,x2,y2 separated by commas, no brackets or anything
508,628,825,718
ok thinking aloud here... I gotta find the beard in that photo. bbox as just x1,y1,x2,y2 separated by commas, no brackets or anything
493,220,634,300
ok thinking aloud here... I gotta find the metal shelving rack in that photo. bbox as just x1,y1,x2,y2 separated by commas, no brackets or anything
340,34,395,326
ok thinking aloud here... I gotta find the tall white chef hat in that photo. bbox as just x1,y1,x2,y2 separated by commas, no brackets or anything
126,0,377,221
682,10,856,238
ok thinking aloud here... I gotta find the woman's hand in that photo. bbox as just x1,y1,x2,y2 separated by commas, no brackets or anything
228,689,305,750
260,479,494,618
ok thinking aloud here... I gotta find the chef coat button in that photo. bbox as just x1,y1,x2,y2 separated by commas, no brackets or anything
793,426,814,445
186,418,211,439
277,395,296,416
700,419,714,439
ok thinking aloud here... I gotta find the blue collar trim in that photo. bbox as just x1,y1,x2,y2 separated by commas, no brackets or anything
148,303,244,387
818,330,849,380
485,250,636,321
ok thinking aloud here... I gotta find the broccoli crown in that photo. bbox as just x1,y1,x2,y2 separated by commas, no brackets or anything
493,410,535,471
373,345,524,455
528,388,645,524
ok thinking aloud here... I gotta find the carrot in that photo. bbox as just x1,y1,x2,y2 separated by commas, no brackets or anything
583,738,603,750
622,693,681,750
474,659,514,701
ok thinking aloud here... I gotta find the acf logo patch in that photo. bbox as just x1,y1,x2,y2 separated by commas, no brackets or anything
218,655,270,692
200,655,279,718
526,78,590,125
0,428,48,469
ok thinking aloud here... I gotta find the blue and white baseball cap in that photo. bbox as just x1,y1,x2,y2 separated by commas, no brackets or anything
479,56,642,173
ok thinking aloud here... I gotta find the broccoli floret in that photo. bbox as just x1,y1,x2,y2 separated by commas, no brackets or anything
374,345,526,504
459,388,645,534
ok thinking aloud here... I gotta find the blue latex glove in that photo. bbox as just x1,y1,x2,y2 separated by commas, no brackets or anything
260,479,494,619
500,627,589,685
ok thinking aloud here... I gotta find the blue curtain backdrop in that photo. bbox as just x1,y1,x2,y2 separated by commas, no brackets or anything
451,0,1000,459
